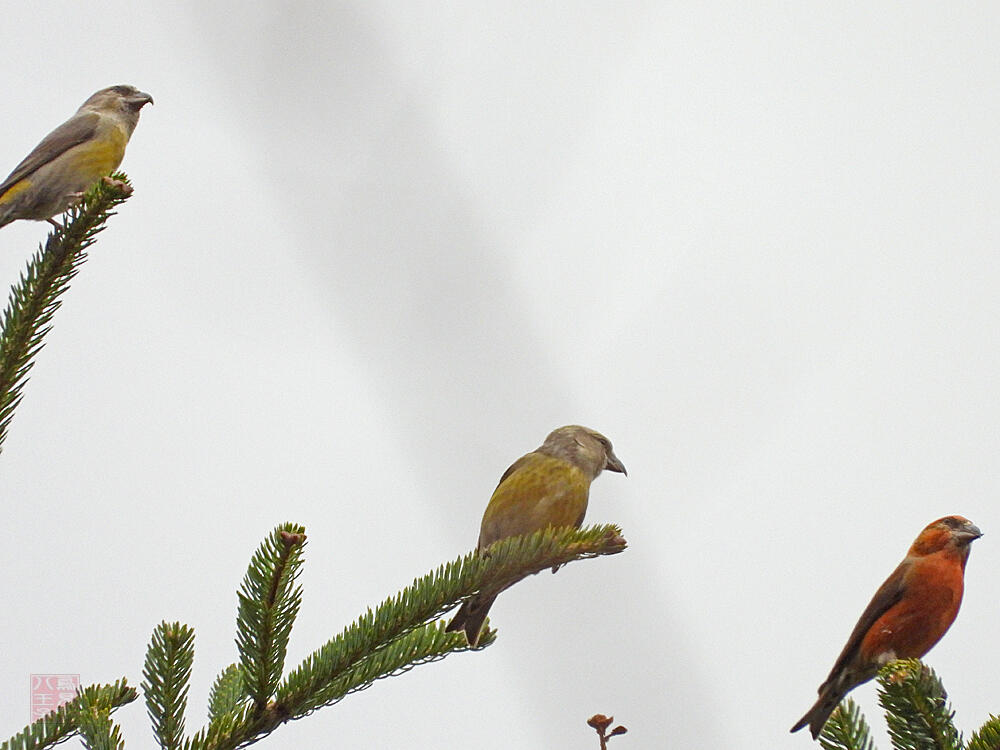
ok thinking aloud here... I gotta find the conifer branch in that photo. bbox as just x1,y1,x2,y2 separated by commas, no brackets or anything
275,523,625,718
236,525,306,712
967,716,1000,750
143,622,196,750
819,699,876,750
877,660,960,750
180,523,624,750
0,173,133,452
0,678,136,750
207,666,245,723
75,689,126,750
289,620,486,717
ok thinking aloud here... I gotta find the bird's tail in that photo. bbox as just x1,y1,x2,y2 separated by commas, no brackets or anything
790,686,847,739
445,592,497,647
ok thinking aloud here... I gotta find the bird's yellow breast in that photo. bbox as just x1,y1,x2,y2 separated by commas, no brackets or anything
71,123,129,179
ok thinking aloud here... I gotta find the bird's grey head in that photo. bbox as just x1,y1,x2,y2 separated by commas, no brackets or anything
79,85,154,130
539,425,627,480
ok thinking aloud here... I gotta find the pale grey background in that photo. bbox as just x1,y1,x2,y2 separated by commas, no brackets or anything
0,2,997,748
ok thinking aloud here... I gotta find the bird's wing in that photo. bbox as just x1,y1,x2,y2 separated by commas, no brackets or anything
479,453,543,549
0,112,101,196
820,560,907,686
494,453,534,490
479,453,587,549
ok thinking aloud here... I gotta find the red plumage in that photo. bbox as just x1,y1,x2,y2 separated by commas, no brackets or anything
791,515,981,739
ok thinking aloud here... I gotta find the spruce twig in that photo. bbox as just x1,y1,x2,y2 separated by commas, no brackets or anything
181,522,626,750
878,660,960,750
0,679,136,750
967,715,1000,750
0,174,133,452
275,524,626,719
207,666,245,722
819,699,876,750
143,622,196,750
237,526,306,714
75,688,126,750
587,714,628,749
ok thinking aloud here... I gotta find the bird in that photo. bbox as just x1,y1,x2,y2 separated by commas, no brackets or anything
446,425,627,646
0,85,153,230
791,515,982,739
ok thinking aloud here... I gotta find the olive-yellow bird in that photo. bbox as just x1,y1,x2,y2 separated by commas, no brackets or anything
0,85,153,229
446,425,626,646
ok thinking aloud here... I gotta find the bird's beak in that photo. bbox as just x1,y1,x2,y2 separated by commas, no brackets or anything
129,91,154,109
605,452,627,476
958,523,983,542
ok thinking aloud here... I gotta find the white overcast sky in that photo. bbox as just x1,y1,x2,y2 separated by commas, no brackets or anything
1,3,998,749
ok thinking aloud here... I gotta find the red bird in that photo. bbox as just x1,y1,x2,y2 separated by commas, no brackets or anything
791,515,982,739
